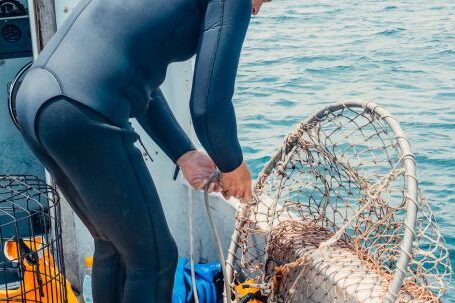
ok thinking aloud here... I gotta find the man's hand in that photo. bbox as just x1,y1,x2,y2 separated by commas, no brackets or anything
177,150,222,193
220,162,252,203
252,0,271,15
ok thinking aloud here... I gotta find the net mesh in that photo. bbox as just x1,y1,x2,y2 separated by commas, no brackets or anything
227,101,451,303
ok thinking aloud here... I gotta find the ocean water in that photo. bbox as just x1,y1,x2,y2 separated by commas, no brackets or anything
234,0,455,301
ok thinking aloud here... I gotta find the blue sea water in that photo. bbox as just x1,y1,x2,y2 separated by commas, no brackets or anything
234,0,455,301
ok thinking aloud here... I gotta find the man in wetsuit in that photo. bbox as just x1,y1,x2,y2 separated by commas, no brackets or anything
14,0,270,302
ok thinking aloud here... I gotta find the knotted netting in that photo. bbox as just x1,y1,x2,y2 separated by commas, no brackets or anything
226,101,451,303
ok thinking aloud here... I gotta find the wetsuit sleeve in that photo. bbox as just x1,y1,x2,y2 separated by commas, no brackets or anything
190,0,252,173
136,88,196,163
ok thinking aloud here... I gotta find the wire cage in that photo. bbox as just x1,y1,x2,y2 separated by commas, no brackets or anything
226,101,452,303
0,175,70,302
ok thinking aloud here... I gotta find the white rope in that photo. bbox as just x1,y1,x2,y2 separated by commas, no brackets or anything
203,171,232,303
187,170,232,303
188,185,200,303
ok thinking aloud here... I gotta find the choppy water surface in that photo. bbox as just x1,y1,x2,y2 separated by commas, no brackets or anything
234,0,454,300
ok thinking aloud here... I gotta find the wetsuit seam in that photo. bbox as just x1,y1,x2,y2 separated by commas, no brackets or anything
120,130,160,274
40,66,64,94
202,0,225,160
205,19,222,31
42,0,93,66
26,67,63,94
38,69,129,128
30,68,63,150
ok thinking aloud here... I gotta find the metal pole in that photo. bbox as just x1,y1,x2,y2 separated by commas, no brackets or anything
27,0,57,54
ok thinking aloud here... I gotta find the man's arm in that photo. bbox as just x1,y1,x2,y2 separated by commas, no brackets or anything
189,0,252,173
136,88,196,164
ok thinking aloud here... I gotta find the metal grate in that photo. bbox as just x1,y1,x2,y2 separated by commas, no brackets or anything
0,175,69,302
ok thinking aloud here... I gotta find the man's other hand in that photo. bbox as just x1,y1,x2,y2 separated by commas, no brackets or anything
220,162,252,203
177,150,222,193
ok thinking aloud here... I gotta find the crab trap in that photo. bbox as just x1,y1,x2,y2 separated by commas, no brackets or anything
226,101,452,303
0,175,76,302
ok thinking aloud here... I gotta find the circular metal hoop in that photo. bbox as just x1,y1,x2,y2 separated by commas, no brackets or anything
227,101,418,302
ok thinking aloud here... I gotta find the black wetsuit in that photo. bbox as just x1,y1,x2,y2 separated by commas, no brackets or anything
14,0,251,301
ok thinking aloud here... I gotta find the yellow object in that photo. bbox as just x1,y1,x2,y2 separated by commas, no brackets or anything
234,279,264,303
0,236,78,303
85,256,94,268
4,236,44,260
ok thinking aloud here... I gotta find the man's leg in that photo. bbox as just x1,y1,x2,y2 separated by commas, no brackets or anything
35,97,178,303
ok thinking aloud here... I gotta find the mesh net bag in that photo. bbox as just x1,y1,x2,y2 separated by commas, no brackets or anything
226,101,452,303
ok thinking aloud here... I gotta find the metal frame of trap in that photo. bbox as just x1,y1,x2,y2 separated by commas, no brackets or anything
226,101,451,303
0,175,73,302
